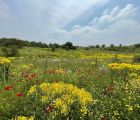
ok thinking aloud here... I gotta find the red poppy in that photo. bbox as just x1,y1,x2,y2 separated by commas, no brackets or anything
30,73,37,78
4,86,13,90
48,69,56,74
36,80,40,84
16,93,23,97
106,85,113,93
18,80,22,83
26,76,32,81
46,104,53,113
22,71,29,78
101,116,106,120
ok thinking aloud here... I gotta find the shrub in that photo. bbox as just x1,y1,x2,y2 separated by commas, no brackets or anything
2,45,19,57
133,55,140,63
65,46,69,51
71,46,77,50
0,57,11,80
84,47,89,50
112,54,120,63
51,45,56,52
134,43,140,48
14,82,94,119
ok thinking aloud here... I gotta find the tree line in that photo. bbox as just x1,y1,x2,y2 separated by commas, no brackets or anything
0,38,77,50
0,38,140,50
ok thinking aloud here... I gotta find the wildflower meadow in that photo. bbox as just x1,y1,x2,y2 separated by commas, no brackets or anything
0,47,140,120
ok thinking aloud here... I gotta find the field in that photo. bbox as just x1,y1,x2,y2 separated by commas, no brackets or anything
0,47,140,120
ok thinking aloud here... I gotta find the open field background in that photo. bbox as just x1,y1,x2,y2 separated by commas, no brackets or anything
0,47,140,120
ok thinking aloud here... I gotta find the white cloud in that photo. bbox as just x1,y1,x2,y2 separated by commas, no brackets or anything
92,4,136,26
50,0,109,26
50,4,140,46
13,0,109,28
51,19,140,46
0,0,110,41
0,1,140,46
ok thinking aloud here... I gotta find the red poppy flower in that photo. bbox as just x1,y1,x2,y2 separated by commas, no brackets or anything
36,80,40,84
18,80,22,83
106,85,113,92
48,69,56,74
16,93,23,97
46,104,53,113
30,73,37,78
4,86,13,90
101,116,106,120
22,71,29,78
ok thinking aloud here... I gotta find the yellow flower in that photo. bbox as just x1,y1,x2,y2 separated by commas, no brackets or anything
61,105,68,115
91,62,95,65
56,68,65,74
80,105,88,115
129,73,138,78
21,63,33,69
108,63,140,71
41,96,48,103
0,57,11,64
125,105,133,111
12,116,34,120
8,57,16,60
28,82,93,116
27,85,37,96
54,98,64,107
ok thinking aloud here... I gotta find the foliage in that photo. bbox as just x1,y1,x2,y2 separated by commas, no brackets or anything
2,46,19,57
0,47,140,120
0,38,48,48
95,45,100,48
134,43,140,48
0,57,12,80
101,44,106,48
21,82,94,119
133,55,140,63
51,45,56,52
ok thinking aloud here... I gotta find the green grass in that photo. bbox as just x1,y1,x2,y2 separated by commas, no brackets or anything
0,47,140,120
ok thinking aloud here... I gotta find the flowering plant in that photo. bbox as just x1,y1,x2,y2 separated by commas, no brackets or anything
25,82,94,119
0,57,11,80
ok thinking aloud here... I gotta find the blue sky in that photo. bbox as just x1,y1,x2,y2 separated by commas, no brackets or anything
0,0,140,46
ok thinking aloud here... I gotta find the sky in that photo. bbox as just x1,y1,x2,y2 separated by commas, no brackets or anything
0,0,140,46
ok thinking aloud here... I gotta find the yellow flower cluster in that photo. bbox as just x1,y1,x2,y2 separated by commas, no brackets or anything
91,62,96,65
56,68,65,74
127,73,140,89
22,64,33,69
12,116,34,120
28,82,93,115
80,53,133,61
0,57,11,64
8,57,16,60
125,105,133,111
108,63,140,71
27,85,37,95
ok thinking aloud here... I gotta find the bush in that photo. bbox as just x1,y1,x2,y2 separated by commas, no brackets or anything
133,55,140,63
134,43,140,48
65,46,69,51
2,45,19,57
71,46,77,50
84,47,89,50
0,57,11,80
13,82,94,119
112,54,120,63
51,46,56,52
